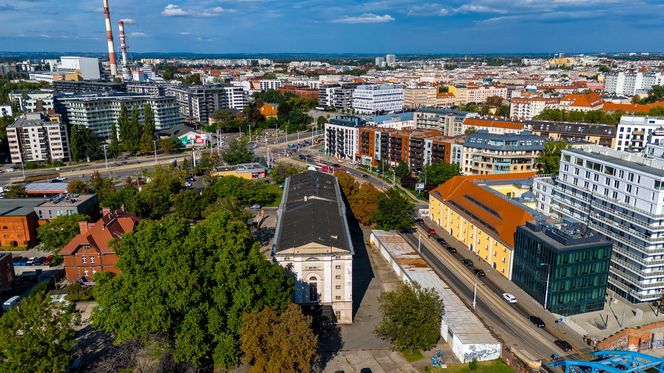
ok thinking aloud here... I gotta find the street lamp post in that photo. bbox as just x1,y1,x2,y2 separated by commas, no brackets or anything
473,271,481,310
541,263,551,310
152,140,158,165
102,144,109,171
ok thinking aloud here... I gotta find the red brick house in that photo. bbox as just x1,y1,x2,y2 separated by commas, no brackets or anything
60,211,138,283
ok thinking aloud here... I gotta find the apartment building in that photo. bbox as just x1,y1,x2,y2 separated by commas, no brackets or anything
352,84,404,115
559,92,604,112
52,80,126,95
126,83,166,96
166,85,246,124
429,173,536,279
7,113,71,163
8,91,54,113
319,84,358,110
615,116,664,152
530,120,617,148
462,117,525,135
605,72,663,96
462,131,545,175
510,97,560,120
324,116,366,161
449,84,508,105
259,79,282,91
512,220,612,316
56,94,181,139
273,172,354,323
533,146,664,303
414,108,477,136
403,87,437,109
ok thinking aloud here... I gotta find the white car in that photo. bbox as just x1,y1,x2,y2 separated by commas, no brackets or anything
6,168,15,173
502,293,517,304
26,257,36,266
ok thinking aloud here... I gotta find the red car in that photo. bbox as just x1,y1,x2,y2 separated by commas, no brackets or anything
43,255,54,265
428,228,436,235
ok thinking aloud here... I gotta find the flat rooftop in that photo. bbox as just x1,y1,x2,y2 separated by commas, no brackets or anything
38,194,96,208
24,182,68,194
371,230,499,347
0,199,48,216
566,146,664,177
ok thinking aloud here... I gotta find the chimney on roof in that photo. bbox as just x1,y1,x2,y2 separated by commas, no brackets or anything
79,221,91,235
102,207,111,216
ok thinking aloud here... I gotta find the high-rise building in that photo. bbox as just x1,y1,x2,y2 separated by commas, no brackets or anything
374,57,386,68
8,91,54,113
324,116,366,161
7,112,71,163
352,84,403,115
165,85,247,125
56,94,181,138
319,84,358,110
615,115,664,152
512,220,612,316
58,56,101,81
534,146,664,303
605,72,663,96
385,54,396,67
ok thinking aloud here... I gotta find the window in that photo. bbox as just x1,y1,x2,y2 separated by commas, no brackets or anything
335,296,341,300
308,278,319,302
90,256,95,264
335,285,341,290
82,257,87,264
335,265,341,269
335,275,341,279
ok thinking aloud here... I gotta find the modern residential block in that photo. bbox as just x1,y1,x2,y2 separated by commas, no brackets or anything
7,112,71,164
462,131,545,175
324,115,366,161
165,85,246,124
352,84,404,115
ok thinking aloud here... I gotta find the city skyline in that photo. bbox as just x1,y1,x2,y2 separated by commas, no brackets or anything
0,0,662,54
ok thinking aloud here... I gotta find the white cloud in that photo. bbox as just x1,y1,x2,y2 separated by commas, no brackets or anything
130,31,147,38
455,4,506,14
162,4,190,16
331,13,395,24
179,31,191,36
119,18,136,24
162,4,234,17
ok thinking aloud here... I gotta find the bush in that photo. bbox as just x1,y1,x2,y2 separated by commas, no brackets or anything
65,283,94,302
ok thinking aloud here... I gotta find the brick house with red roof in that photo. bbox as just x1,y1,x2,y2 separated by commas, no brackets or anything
59,210,138,282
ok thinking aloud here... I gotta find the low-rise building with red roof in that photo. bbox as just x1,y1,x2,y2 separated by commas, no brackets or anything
59,210,138,283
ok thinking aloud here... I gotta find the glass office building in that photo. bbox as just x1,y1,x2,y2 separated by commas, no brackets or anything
512,220,612,316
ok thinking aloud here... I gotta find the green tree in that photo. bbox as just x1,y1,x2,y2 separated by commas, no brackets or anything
210,176,280,207
262,72,277,80
643,85,664,104
117,103,129,148
109,122,121,157
394,161,410,179
376,282,444,353
240,304,318,373
497,104,510,118
67,179,90,194
537,140,570,174
139,104,156,154
93,211,293,368
70,125,103,162
4,184,27,198
373,188,413,230
0,291,79,372
422,162,461,188
37,214,88,252
124,107,141,152
171,189,205,220
348,182,381,226
158,137,179,153
222,137,254,165
271,163,302,184
89,172,117,208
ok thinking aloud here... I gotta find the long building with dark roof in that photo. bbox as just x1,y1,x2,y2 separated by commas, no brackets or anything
462,130,545,175
273,171,354,323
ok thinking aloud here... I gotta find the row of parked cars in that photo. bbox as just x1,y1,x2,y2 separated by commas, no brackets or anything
12,255,54,267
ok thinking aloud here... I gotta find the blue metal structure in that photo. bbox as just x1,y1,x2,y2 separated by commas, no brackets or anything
550,350,664,373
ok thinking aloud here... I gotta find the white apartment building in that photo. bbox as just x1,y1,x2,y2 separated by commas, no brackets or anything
615,116,664,152
319,84,357,110
352,84,404,115
385,54,397,67
259,79,282,91
9,91,54,112
0,105,12,117
605,72,663,96
534,146,664,303
324,116,364,161
57,95,182,139
404,87,437,109
414,108,478,137
510,97,560,120
452,85,508,105
7,113,70,163
165,85,246,124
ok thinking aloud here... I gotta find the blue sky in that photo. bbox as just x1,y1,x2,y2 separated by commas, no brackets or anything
0,0,663,54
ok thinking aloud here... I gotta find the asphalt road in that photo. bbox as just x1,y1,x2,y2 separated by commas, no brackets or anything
401,225,591,369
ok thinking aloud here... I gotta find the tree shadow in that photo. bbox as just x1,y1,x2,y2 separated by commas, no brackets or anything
303,305,344,373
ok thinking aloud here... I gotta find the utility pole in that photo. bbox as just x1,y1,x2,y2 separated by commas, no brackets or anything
153,140,158,165
103,144,109,172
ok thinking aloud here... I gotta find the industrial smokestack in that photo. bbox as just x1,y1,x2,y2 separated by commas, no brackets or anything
103,0,118,77
118,20,130,79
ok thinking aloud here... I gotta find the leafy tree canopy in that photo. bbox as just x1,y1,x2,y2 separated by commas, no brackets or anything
93,211,293,368
4,184,26,198
37,213,88,252
376,282,444,352
537,140,570,175
222,137,254,165
422,162,461,189
373,188,413,231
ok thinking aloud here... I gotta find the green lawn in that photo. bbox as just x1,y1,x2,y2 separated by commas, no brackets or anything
430,359,513,373
400,349,424,362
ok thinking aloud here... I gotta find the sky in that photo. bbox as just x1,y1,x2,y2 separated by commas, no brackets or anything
0,0,663,54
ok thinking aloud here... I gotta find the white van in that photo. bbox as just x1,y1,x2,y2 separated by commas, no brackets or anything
2,295,21,311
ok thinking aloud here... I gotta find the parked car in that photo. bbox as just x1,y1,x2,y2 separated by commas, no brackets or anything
26,257,36,266
528,316,546,328
2,295,21,311
12,256,24,264
14,257,28,266
361,174,368,178
446,246,457,254
502,293,517,304
554,339,573,352
250,204,261,209
43,255,54,265
415,218,424,224
462,259,473,267
436,237,446,244
473,269,486,277
33,257,45,265
427,228,436,235
399,227,415,234
6,168,15,172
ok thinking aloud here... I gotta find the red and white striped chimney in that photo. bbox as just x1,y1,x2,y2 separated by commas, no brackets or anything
118,20,129,79
102,0,117,77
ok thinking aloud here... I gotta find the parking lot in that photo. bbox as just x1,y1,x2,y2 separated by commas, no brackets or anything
1,248,64,310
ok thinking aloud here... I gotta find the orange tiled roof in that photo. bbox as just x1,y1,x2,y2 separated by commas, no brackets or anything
464,117,525,130
560,92,603,108
603,101,664,113
59,212,138,256
259,103,278,117
430,173,535,247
